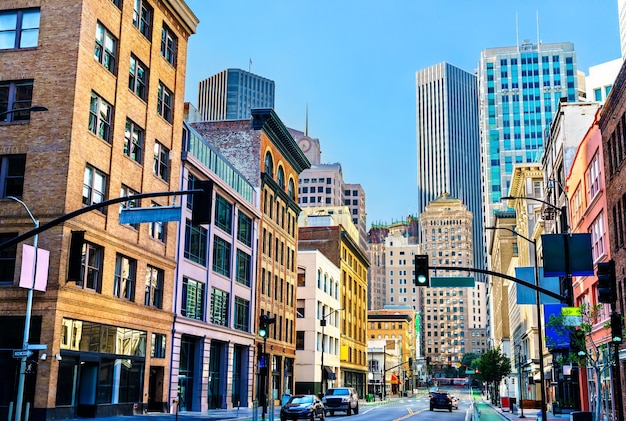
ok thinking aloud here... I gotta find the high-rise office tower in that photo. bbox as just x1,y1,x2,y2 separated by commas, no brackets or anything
419,194,488,375
416,62,484,272
478,41,578,221
197,68,275,121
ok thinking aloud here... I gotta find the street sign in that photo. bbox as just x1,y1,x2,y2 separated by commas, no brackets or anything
13,350,33,358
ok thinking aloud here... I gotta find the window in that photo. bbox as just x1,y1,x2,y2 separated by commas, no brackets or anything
114,254,136,301
184,219,207,266
132,0,152,39
210,287,229,326
296,331,304,350
124,119,144,163
182,277,204,320
88,92,113,142
215,195,233,233
160,24,177,66
83,165,107,207
212,236,231,277
145,265,164,308
236,249,251,287
587,153,601,200
119,184,139,229
94,22,117,73
0,80,35,122
128,55,148,100
288,179,295,199
237,212,252,247
0,154,26,198
151,333,166,358
0,8,40,50
157,82,173,123
0,232,17,284
234,297,249,332
264,152,273,177
277,166,285,189
590,213,606,262
153,141,169,181
77,242,103,292
148,201,166,242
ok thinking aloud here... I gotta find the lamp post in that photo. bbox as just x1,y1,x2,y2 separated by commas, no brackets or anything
1,105,47,421
487,226,546,421
5,197,39,421
516,343,525,418
320,308,343,395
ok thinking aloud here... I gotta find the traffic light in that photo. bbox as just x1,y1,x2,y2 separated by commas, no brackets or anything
611,312,623,343
597,260,616,303
408,358,413,367
259,314,276,339
191,180,214,225
414,254,429,286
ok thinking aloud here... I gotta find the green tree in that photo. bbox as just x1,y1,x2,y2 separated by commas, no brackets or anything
478,348,511,404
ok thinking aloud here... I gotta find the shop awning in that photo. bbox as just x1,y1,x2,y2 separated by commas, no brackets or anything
323,366,336,380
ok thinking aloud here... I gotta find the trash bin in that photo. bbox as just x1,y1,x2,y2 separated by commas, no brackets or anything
281,394,291,406
366,394,373,402
571,411,593,421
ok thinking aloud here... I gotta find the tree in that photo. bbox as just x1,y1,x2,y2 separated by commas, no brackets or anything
546,303,621,421
478,348,511,404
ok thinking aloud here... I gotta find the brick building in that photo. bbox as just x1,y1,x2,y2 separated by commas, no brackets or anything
598,59,626,421
0,1,197,419
191,108,310,406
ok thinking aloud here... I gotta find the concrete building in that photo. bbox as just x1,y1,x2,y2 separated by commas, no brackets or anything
291,129,368,253
419,194,488,377
197,69,275,121
479,41,578,222
367,308,417,395
294,249,341,395
170,122,261,410
585,59,622,104
298,210,370,398
598,57,626,421
619,0,626,60
0,1,197,419
383,221,422,310
191,108,311,408
416,62,484,274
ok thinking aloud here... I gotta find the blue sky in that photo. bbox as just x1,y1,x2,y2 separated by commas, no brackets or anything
183,1,621,226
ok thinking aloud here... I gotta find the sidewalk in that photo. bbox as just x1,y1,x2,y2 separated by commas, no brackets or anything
471,389,568,421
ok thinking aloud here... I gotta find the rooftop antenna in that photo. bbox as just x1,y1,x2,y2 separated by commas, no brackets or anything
516,11,519,51
536,10,541,49
305,103,309,136
248,58,252,73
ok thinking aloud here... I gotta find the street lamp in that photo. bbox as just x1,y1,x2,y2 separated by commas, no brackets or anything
4,197,39,421
516,343,525,418
320,308,343,395
1,105,47,421
487,225,546,421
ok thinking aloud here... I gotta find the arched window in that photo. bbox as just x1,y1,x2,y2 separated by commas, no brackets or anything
277,166,285,189
264,152,273,177
288,178,295,199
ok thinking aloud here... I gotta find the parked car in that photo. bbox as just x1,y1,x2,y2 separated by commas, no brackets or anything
280,394,325,421
450,395,459,409
322,387,359,416
430,391,453,412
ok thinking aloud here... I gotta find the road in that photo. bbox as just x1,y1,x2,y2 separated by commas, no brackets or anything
346,387,472,421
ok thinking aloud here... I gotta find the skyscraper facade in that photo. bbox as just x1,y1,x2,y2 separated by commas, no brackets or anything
416,62,484,272
478,41,578,219
197,68,275,121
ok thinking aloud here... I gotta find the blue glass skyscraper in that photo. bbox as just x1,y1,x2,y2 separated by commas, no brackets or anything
479,41,577,216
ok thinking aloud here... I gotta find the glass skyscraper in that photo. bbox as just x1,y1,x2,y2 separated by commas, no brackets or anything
416,62,484,272
479,41,577,216
197,68,275,121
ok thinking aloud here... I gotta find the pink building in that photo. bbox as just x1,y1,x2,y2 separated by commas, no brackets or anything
566,107,612,412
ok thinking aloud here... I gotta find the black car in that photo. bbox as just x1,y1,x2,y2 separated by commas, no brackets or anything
280,394,325,420
430,391,453,412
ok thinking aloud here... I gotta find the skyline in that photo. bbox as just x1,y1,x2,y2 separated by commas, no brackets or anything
183,1,622,226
